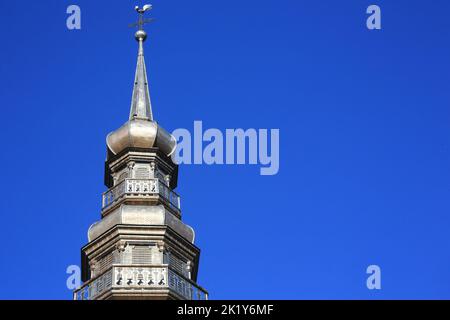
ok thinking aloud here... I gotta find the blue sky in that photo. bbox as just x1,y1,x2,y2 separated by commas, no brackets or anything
1,0,450,299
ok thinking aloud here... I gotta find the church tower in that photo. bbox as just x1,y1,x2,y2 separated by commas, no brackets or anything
74,5,208,300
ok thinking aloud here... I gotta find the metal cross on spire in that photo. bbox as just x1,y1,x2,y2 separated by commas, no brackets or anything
129,4,154,30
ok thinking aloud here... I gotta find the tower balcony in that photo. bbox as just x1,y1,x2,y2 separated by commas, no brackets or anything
102,178,181,214
73,265,208,300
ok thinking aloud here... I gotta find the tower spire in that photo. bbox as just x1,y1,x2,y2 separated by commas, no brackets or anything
129,5,154,120
75,5,208,300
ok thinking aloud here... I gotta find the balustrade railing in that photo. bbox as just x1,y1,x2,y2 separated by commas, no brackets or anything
102,178,180,212
158,181,181,211
73,265,207,300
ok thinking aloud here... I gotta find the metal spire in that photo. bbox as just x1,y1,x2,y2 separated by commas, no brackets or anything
129,5,154,120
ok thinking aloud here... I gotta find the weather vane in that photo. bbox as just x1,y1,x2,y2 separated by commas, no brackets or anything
129,4,154,31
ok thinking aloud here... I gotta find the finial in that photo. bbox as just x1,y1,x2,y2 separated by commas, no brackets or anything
130,4,154,42
135,30,147,42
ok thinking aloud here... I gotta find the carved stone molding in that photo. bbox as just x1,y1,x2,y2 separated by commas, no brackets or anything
127,161,136,178
164,174,171,187
150,161,156,173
